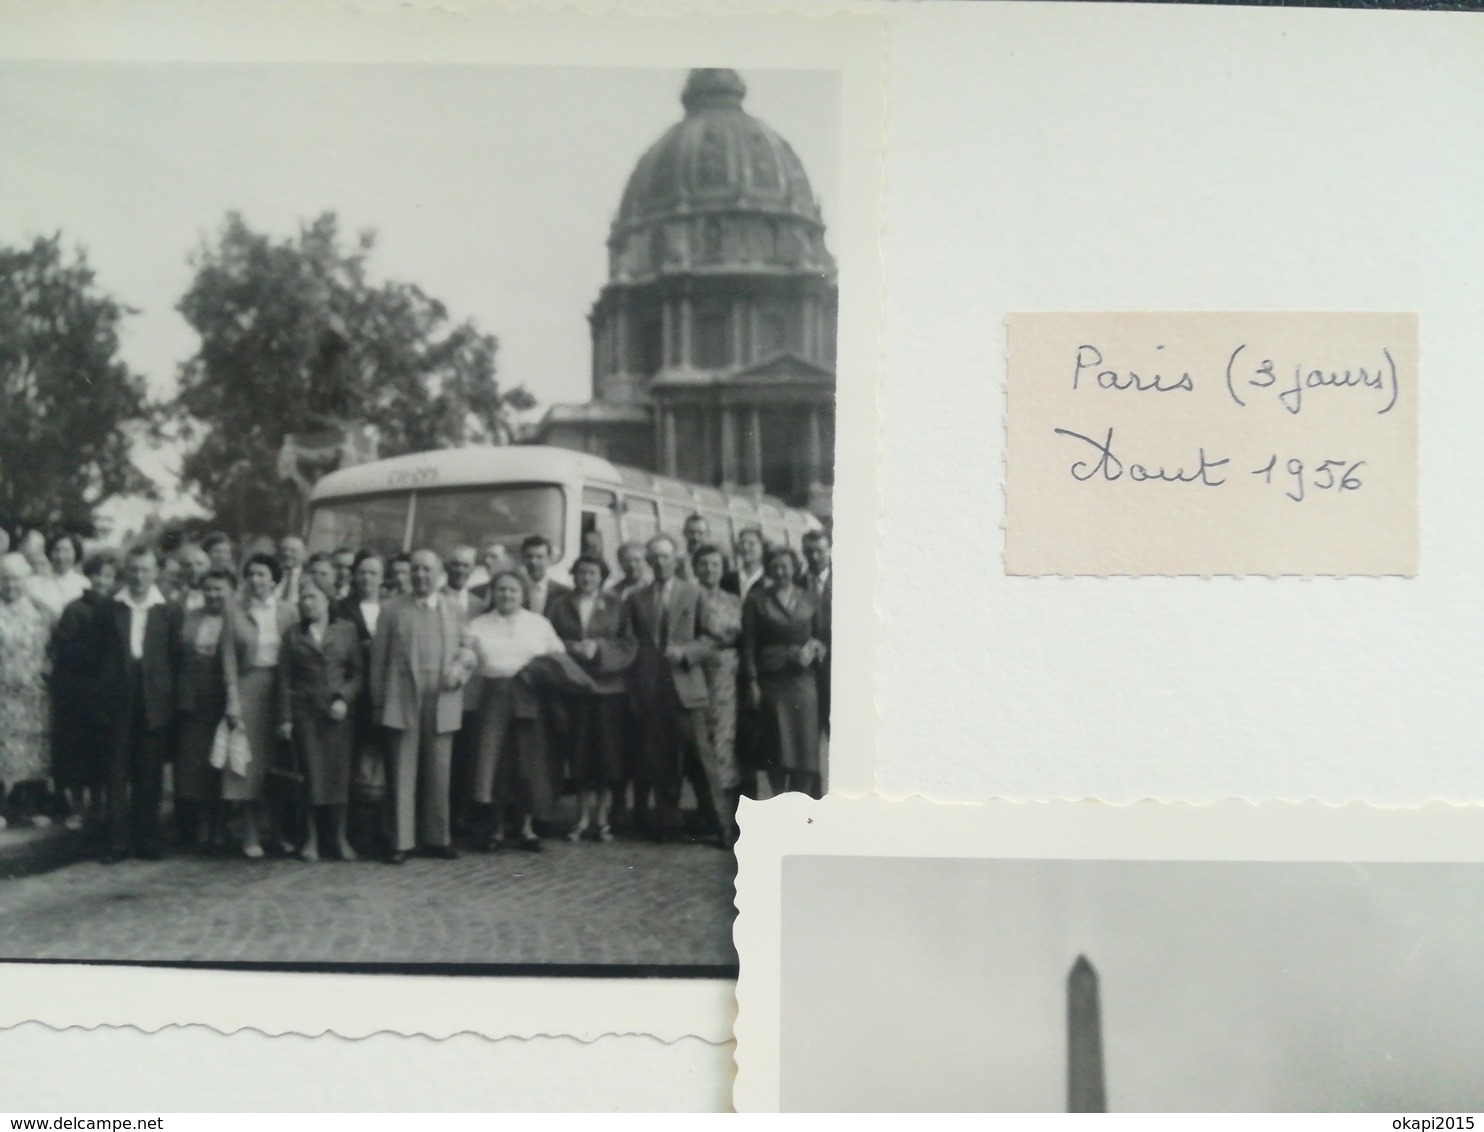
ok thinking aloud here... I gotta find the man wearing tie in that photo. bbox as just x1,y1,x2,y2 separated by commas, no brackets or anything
441,545,488,833
618,534,729,846
802,528,833,744
276,535,307,604
369,549,473,863
102,546,176,862
520,535,569,616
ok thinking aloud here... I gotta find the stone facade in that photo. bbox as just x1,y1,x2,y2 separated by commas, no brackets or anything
533,68,838,515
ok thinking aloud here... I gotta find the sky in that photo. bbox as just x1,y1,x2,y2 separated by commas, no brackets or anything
781,856,1484,1112
0,62,840,529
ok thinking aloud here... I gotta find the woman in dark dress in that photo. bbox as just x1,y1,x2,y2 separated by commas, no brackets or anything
741,547,828,799
173,568,238,850
277,584,363,861
546,556,635,842
48,551,119,833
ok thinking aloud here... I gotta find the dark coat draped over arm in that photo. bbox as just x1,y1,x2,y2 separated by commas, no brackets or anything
546,591,636,695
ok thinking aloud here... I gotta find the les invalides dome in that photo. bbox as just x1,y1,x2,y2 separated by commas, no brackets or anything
535,69,837,515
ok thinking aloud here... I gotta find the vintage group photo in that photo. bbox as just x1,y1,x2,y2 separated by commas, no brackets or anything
0,61,840,971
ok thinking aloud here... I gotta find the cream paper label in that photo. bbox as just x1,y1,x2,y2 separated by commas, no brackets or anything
1005,312,1418,576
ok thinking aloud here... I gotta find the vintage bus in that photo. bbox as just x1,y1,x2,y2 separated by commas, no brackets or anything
304,445,822,581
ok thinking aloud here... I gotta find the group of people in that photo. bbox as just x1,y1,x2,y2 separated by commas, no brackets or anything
0,514,832,864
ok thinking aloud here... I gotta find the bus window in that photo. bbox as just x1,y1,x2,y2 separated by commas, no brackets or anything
759,507,787,548
703,510,732,553
784,512,810,549
410,484,565,561
581,486,621,570
306,493,410,556
660,502,691,539
622,495,660,544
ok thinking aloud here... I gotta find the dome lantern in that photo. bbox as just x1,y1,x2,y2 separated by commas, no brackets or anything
681,68,747,113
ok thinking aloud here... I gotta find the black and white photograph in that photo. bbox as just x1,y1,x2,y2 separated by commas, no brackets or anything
0,59,842,975
780,855,1484,1111
729,797,1484,1112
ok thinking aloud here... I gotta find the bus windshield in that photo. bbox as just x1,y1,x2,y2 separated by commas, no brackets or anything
306,492,408,558
412,484,565,559
307,483,566,559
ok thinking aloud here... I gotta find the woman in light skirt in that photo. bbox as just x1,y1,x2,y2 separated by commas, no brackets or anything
224,552,295,857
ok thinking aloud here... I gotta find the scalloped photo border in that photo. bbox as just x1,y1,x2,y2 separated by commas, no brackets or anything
732,794,1484,1110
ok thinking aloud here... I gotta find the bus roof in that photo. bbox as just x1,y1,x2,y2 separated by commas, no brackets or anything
311,443,816,521
311,446,625,501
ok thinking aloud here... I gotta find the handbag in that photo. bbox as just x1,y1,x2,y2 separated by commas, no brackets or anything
208,719,252,776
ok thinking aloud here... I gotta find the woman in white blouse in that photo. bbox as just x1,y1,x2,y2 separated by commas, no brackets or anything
465,569,565,851
225,552,295,857
26,533,89,620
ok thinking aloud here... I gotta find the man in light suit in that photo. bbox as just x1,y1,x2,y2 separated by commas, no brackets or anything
618,534,730,846
441,545,489,834
369,549,472,863
102,545,177,862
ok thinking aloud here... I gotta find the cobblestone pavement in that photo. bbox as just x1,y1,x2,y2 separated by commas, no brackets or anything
0,831,738,968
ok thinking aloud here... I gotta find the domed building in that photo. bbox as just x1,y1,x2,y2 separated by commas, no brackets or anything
534,68,838,516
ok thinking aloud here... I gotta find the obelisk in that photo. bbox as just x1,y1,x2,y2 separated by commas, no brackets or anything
1067,954,1107,1113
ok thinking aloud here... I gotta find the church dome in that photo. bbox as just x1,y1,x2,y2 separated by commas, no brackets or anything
608,69,833,282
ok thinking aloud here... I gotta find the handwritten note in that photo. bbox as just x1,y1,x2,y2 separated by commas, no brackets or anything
1005,312,1418,576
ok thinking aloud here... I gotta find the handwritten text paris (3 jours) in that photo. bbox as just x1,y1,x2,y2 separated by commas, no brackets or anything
1070,342,1400,416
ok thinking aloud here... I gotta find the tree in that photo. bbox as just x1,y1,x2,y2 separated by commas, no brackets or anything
0,235,156,532
171,212,534,533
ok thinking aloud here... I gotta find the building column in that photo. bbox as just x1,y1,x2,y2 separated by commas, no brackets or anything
662,408,679,477
614,302,630,376
702,406,718,485
806,402,824,488
679,296,694,369
720,405,739,488
746,405,763,492
732,299,746,367
801,295,815,362
661,300,674,368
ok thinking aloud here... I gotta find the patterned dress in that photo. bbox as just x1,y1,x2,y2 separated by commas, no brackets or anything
698,585,743,790
0,597,53,785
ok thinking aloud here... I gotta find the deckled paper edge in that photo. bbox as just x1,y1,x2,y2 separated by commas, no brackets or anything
0,971,739,1044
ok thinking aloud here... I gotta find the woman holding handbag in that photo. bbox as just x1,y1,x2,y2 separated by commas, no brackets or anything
172,567,238,851
224,553,295,858
277,584,363,861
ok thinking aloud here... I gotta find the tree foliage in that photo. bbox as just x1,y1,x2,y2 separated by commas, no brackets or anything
172,212,533,532
0,235,156,532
